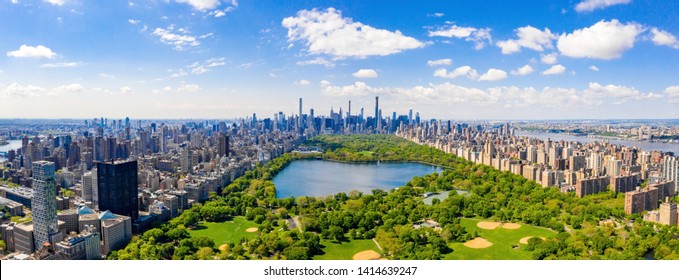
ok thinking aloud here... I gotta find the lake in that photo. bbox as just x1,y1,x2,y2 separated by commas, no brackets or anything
273,160,442,198
518,131,679,154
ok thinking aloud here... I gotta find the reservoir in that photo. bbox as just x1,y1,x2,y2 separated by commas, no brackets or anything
273,160,442,198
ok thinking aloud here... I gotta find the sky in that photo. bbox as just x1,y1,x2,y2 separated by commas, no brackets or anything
0,0,678,120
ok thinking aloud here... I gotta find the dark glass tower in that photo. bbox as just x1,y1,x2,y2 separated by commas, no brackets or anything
96,160,139,221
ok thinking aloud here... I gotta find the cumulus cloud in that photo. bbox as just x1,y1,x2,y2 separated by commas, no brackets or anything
478,68,508,81
540,53,558,64
294,79,310,86
433,66,478,80
45,0,66,6
542,64,566,75
575,0,631,13
428,23,492,49
665,86,679,103
282,8,423,59
7,45,57,59
318,80,667,109
427,58,452,66
352,69,378,78
175,0,219,11
589,65,600,71
496,26,556,54
650,28,679,49
427,13,444,17
40,61,84,68
120,86,132,94
557,19,643,59
511,65,534,76
50,83,85,96
152,26,201,50
2,83,45,97
177,83,201,92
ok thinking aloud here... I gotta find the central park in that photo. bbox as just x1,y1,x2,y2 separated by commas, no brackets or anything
109,135,679,260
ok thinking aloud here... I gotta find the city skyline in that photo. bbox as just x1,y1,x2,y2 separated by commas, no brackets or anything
1,1,679,119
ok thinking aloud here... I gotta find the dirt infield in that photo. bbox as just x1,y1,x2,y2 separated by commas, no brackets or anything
463,237,493,248
502,223,521,229
218,244,228,251
477,221,502,229
519,236,546,244
245,227,259,233
353,250,382,260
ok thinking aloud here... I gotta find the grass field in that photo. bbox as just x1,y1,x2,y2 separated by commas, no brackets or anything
444,218,557,260
313,238,382,260
188,216,260,247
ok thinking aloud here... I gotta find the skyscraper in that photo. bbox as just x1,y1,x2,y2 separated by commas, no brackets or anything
217,133,229,157
298,97,303,132
31,161,61,249
96,160,139,221
374,96,379,129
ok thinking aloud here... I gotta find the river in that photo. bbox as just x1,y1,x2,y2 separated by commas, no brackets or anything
517,131,679,154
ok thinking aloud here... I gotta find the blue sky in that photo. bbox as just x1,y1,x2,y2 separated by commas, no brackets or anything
1,0,678,119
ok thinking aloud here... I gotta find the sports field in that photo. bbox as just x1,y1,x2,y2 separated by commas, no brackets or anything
188,216,260,248
313,238,383,260
444,218,556,260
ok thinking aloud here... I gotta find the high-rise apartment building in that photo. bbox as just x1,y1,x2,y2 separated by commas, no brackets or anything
96,160,139,221
662,156,678,192
31,161,61,249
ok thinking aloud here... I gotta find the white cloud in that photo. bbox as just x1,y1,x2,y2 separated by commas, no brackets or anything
45,0,66,6
7,45,57,59
584,82,662,104
177,84,201,92
40,61,83,68
427,13,444,18
2,83,45,98
589,65,600,71
209,7,235,18
427,58,452,66
496,26,556,54
320,80,379,97
352,69,378,78
152,26,200,50
650,28,679,49
99,73,115,78
428,23,492,49
541,64,566,75
11,0,18,4
575,0,631,13
175,0,219,11
540,53,558,64
296,58,336,67
511,65,534,76
478,68,507,81
187,57,226,74
128,19,140,25
434,66,478,80
50,83,85,96
282,8,423,59
294,79,310,86
120,86,132,94
557,19,643,59
665,86,679,103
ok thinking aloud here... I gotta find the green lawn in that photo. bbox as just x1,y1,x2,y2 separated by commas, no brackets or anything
444,218,557,260
314,238,382,260
188,216,260,247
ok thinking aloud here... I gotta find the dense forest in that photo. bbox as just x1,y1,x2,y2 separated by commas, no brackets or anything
110,134,679,260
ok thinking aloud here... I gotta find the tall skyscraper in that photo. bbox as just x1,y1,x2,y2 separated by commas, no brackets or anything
298,97,303,132
31,161,61,249
374,96,379,129
217,133,229,157
96,160,139,221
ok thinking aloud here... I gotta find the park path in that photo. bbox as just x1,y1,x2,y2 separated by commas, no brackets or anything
372,238,383,251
